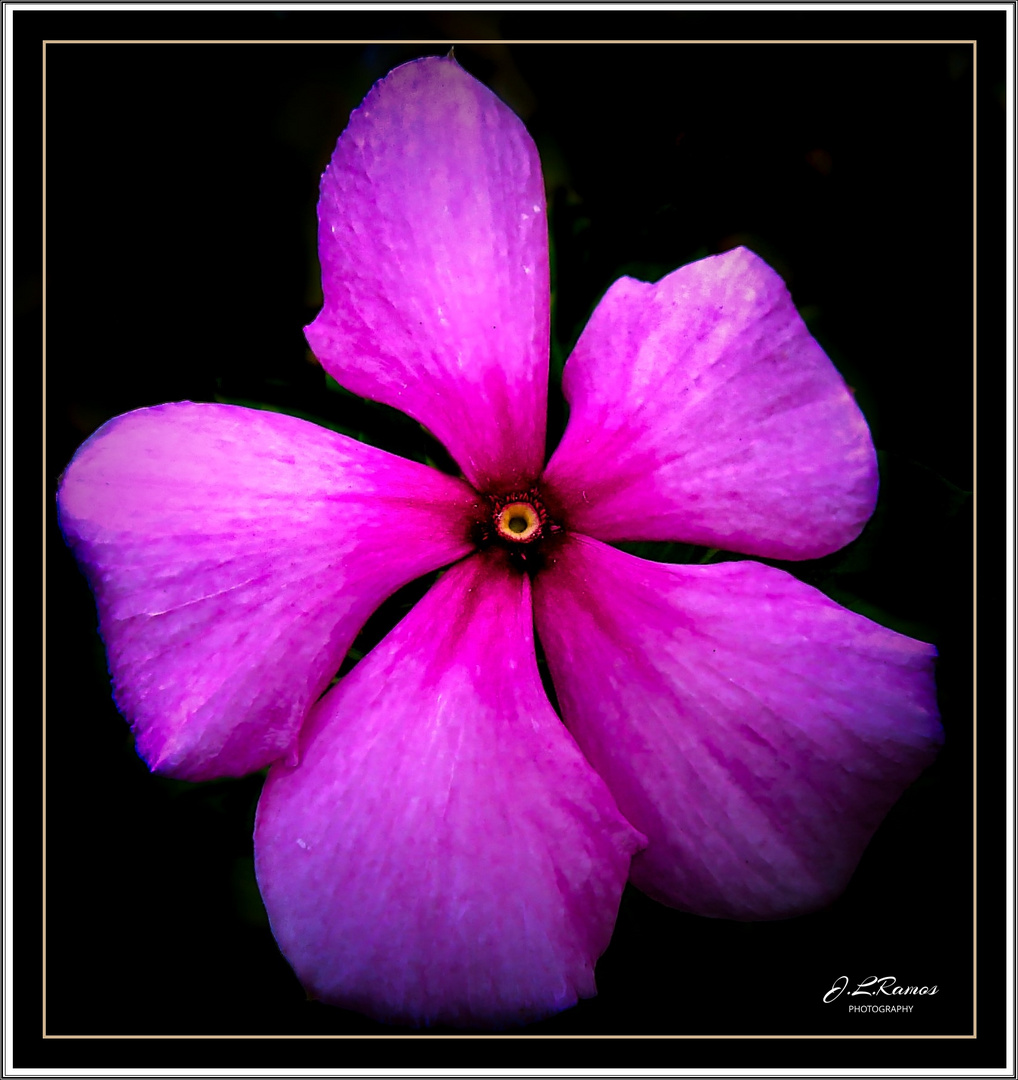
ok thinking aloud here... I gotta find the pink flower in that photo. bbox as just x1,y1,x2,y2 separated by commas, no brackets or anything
57,56,942,1029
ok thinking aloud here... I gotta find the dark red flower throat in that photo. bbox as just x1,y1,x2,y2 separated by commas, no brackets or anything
473,486,562,571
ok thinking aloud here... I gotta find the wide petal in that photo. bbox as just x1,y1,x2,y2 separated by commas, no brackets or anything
533,534,942,920
57,402,481,781
541,247,877,559
305,56,550,494
254,553,643,1028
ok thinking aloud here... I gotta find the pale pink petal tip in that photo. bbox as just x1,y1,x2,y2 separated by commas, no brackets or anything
57,402,480,781
542,246,878,559
255,554,644,1028
535,535,941,921
307,55,550,494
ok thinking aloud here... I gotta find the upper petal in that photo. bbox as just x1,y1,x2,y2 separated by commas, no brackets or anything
57,402,480,781
305,56,550,493
254,553,643,1028
533,534,942,920
541,247,878,559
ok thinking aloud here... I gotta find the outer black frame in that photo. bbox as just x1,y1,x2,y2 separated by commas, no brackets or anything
16,5,1004,1073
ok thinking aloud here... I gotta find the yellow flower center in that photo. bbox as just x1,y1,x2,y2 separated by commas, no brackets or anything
495,501,542,543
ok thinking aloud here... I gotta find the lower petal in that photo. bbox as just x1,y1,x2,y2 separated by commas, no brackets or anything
57,403,480,781
533,535,942,920
254,553,643,1028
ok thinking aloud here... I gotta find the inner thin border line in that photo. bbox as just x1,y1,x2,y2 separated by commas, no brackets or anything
39,35,979,1043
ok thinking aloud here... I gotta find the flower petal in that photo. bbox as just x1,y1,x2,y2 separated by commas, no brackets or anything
254,553,643,1028
533,534,942,920
541,247,877,559
57,402,480,781
306,56,550,494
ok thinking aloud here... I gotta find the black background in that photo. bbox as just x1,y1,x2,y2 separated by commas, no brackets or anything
16,4,1004,1072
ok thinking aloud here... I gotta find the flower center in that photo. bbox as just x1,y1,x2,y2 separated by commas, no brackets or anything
473,487,562,570
496,501,542,543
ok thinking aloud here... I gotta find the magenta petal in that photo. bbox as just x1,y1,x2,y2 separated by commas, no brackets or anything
534,535,942,920
306,56,550,493
254,554,643,1028
57,402,480,781
541,247,878,560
